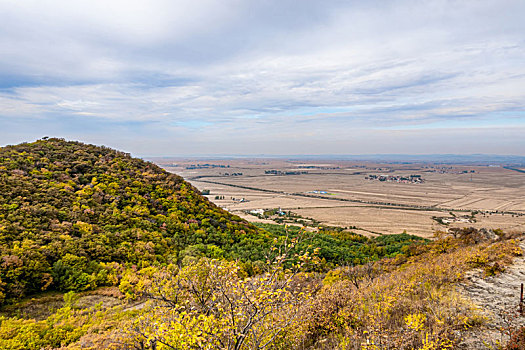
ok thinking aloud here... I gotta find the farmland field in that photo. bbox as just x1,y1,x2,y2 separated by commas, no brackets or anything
153,158,525,238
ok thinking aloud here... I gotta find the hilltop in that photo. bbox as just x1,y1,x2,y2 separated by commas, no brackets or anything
0,138,264,303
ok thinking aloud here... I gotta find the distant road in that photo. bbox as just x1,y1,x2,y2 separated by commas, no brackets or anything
190,177,524,216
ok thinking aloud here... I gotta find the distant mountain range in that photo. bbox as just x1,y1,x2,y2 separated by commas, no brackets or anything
147,154,525,166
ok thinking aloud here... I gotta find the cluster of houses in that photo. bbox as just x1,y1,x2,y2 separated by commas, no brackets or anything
365,174,424,184
264,170,308,175
422,166,476,174
307,190,330,194
186,163,230,169
441,216,474,224
433,214,475,225
297,165,340,169
248,208,286,217
249,209,265,216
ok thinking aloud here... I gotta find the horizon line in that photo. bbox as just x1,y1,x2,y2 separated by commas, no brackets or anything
142,153,525,164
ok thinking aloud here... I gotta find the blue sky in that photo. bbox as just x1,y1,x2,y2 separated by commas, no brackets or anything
1,0,524,156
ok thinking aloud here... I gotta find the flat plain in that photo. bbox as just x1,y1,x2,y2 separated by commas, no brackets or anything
153,158,525,238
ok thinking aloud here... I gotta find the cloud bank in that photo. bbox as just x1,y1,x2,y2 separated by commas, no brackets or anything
1,0,524,155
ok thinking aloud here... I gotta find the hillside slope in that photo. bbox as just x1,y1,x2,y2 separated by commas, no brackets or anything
0,138,264,303
459,239,525,348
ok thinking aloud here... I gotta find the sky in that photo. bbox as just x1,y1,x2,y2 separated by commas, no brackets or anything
0,0,524,156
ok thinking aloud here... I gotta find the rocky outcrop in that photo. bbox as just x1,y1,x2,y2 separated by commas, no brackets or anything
457,240,525,349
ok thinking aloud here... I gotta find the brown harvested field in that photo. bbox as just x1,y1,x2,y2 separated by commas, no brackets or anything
152,158,525,238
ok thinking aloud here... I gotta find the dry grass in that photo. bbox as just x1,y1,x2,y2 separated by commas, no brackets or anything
157,159,525,238
291,237,523,349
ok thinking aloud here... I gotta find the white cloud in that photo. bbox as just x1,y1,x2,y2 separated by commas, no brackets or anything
0,0,524,154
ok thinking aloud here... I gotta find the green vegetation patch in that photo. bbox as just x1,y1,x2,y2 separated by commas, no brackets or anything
254,223,428,268
0,139,265,304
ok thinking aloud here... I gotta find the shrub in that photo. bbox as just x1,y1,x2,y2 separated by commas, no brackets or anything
506,326,525,350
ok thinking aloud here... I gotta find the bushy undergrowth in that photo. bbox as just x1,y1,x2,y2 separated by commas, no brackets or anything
0,231,521,350
0,291,138,350
506,326,525,350
297,238,522,349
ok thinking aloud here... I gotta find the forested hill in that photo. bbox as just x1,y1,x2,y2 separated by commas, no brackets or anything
0,138,263,303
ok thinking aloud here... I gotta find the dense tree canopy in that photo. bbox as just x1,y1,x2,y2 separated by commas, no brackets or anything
0,139,266,303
